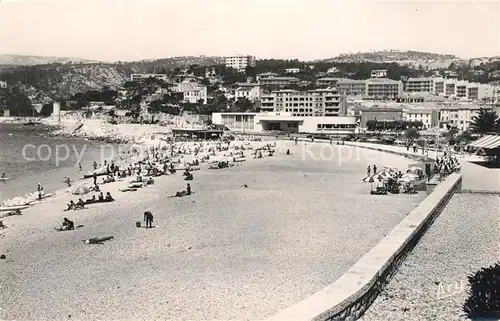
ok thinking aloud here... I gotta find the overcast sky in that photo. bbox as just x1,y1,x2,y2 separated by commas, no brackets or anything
1,0,499,61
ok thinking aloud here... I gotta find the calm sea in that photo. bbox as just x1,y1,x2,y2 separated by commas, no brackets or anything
0,123,117,202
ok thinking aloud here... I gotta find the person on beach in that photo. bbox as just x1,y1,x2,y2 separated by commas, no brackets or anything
1,173,5,179
58,218,74,231
93,172,97,185
143,211,154,228
78,163,82,171
76,199,85,209
105,192,114,202
373,165,377,174
367,166,371,177
186,183,191,195
66,200,76,211
37,183,43,200
286,149,291,155
93,161,98,170
98,192,104,202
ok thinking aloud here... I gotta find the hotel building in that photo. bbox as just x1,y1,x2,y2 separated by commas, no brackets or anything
365,78,403,99
403,109,439,129
225,55,256,72
234,86,262,101
405,77,434,94
259,88,347,117
171,80,207,104
439,105,488,131
336,79,367,96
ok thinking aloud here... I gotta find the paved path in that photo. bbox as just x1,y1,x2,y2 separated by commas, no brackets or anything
345,142,500,192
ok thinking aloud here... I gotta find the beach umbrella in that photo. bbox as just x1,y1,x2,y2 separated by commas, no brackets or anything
72,185,91,195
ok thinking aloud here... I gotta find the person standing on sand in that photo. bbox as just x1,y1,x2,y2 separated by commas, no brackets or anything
373,165,377,174
144,211,154,229
37,183,43,201
186,183,192,195
367,166,371,177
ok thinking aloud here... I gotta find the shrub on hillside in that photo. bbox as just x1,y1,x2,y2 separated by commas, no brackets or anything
463,262,500,319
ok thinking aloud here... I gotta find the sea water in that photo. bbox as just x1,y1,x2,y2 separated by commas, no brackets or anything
0,123,118,203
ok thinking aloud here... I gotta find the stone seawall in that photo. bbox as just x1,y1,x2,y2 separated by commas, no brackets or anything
265,173,462,321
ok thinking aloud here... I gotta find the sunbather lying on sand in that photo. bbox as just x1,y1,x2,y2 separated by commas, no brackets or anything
83,236,114,244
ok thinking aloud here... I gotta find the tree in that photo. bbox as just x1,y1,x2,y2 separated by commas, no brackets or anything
470,109,498,134
405,128,420,140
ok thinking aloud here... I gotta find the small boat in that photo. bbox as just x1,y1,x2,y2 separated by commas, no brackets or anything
0,205,29,212
0,177,11,181
82,167,109,179
26,192,56,204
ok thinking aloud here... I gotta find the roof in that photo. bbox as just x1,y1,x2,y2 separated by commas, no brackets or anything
260,77,299,81
337,79,366,84
407,77,435,82
360,108,403,112
405,109,436,114
366,78,401,84
468,135,500,149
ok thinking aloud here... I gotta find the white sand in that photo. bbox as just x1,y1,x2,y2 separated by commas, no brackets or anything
0,141,424,321
360,194,500,321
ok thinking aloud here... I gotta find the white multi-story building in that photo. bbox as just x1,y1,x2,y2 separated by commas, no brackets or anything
130,74,168,82
444,79,457,97
405,77,434,93
212,112,356,135
336,79,367,96
225,55,256,72
370,69,387,78
171,80,207,104
438,105,488,131
234,86,262,101
365,78,403,99
455,80,468,99
259,88,347,117
0,80,7,88
403,108,439,129
433,77,445,95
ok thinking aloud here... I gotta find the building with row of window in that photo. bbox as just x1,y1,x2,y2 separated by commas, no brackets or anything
405,77,497,101
171,80,207,104
335,78,403,99
212,112,356,135
259,88,347,117
225,55,256,72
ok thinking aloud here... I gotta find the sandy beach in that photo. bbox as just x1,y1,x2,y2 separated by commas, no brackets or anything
1,141,425,321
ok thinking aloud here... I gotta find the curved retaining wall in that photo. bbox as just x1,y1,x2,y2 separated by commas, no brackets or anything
265,173,462,321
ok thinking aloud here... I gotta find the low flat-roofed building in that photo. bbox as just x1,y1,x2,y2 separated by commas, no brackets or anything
212,112,356,135
370,69,387,78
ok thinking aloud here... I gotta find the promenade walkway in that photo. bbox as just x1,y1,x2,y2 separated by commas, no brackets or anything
345,142,500,192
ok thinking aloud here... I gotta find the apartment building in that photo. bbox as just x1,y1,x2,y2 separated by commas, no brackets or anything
433,78,445,95
365,78,403,99
371,69,387,78
336,79,367,96
183,86,208,104
403,109,439,129
316,77,342,87
259,88,347,117
225,55,256,72
258,77,300,87
444,80,456,97
405,77,434,93
171,80,207,104
439,105,487,131
130,74,169,82
234,86,262,101
455,81,468,99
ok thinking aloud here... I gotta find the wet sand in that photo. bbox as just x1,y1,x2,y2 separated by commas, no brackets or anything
0,141,425,321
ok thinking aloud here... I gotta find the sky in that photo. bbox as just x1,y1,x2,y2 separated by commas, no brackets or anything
0,0,499,62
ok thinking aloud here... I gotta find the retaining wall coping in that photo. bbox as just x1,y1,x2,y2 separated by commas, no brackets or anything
264,173,462,321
